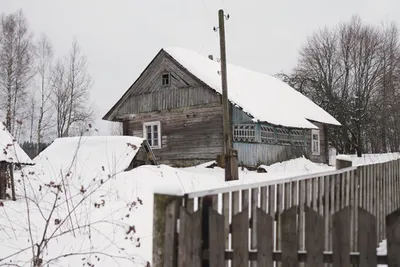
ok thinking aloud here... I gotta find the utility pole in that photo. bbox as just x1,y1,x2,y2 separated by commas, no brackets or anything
217,9,238,181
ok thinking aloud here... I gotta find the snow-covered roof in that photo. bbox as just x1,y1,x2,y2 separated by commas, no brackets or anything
164,47,341,129
34,136,148,181
0,122,33,165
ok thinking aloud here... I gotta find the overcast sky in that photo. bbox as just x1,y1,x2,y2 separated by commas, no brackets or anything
1,0,399,135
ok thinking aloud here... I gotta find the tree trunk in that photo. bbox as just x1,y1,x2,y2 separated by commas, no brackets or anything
0,162,8,200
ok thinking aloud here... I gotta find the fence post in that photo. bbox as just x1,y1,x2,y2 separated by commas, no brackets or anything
152,194,181,267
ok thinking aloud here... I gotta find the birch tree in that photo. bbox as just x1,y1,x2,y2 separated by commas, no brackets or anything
35,34,53,153
0,10,34,136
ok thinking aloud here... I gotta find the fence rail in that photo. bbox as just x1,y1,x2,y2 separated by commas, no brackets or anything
152,158,400,267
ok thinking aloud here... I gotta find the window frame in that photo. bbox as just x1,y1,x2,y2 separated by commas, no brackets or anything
161,72,171,87
311,129,320,155
143,121,162,149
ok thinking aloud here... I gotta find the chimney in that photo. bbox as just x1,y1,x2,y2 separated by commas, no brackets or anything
208,55,213,60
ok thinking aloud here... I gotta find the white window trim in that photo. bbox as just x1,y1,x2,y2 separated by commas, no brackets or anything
143,121,161,149
311,129,320,156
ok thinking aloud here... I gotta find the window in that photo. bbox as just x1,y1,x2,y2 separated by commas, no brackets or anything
276,128,291,145
143,121,161,149
290,129,306,146
311,129,320,155
233,124,256,142
161,73,170,86
260,125,276,144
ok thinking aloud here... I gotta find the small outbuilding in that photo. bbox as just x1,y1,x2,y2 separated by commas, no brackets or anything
33,135,157,182
0,122,34,200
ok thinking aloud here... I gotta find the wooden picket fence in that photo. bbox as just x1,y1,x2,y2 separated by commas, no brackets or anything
152,158,400,267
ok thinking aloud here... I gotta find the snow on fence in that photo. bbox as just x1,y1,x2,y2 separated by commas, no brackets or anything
152,158,400,267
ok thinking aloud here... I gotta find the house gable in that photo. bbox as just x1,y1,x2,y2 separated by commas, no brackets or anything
104,49,222,121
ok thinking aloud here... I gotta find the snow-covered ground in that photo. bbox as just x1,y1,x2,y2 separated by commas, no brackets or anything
0,136,337,266
0,136,394,266
337,152,400,166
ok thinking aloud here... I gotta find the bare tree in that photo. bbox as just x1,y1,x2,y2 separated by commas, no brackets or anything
0,10,34,136
278,16,400,156
28,91,36,143
51,38,93,138
109,122,123,136
0,135,148,266
35,34,53,153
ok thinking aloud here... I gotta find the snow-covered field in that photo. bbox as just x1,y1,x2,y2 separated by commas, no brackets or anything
0,136,396,266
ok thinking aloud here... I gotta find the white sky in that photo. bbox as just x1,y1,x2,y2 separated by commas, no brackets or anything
1,0,399,135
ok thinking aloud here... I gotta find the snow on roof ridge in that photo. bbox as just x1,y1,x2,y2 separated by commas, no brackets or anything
0,121,34,165
33,135,147,179
163,47,341,129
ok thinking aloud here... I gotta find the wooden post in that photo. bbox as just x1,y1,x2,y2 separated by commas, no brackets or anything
152,194,181,267
217,9,238,181
0,162,6,199
10,164,16,201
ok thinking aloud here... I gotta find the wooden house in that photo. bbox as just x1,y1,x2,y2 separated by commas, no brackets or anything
103,48,341,167
0,122,34,200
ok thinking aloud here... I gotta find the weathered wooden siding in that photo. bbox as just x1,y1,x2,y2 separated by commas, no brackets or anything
116,87,221,117
130,51,202,95
123,104,223,167
232,106,253,123
112,50,222,119
305,121,329,164
233,142,307,167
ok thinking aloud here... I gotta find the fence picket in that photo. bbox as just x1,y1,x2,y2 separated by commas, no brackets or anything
332,207,350,267
291,181,298,208
305,206,324,267
242,189,250,211
335,174,341,212
178,207,194,267
358,207,377,267
285,182,291,210
232,207,249,267
209,208,225,267
312,178,318,211
268,185,275,218
323,176,330,256
379,163,384,241
281,206,298,267
192,209,202,267
163,200,179,267
386,208,400,266
222,192,230,264
329,175,335,253
260,186,267,212
256,208,273,267
276,184,283,259
318,177,324,216
298,180,305,253
250,187,259,267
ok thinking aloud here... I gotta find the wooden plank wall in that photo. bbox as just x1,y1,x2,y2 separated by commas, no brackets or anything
154,158,400,266
124,104,224,166
233,142,307,167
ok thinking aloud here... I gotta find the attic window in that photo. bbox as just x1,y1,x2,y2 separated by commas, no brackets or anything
162,73,170,86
